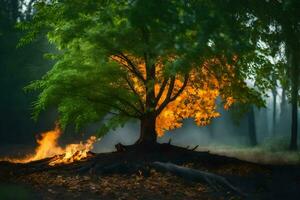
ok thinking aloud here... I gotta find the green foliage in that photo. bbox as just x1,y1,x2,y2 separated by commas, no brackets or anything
0,0,55,143
25,40,139,131
23,0,272,136
244,0,300,102
227,0,300,123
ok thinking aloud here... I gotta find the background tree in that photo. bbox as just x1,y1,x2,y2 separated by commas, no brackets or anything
247,105,257,146
271,76,278,135
24,0,263,146
0,0,52,144
245,0,300,150
229,103,258,146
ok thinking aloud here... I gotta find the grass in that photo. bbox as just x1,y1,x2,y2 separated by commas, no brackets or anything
196,137,300,165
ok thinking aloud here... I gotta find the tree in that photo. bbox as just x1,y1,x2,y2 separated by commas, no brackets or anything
247,105,257,146
271,80,277,135
247,0,300,150
23,0,263,146
278,88,290,136
0,0,53,144
229,103,258,146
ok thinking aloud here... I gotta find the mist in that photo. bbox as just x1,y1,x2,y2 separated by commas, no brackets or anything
91,90,300,164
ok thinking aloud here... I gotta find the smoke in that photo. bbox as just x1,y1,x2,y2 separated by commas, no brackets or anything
91,89,300,165
92,122,139,153
1,86,298,165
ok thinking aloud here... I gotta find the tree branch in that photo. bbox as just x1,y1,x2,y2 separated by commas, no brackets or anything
170,74,189,101
155,76,175,115
110,55,137,76
124,76,145,111
106,93,143,116
86,96,140,118
154,77,169,106
71,94,140,119
155,74,189,115
118,53,146,83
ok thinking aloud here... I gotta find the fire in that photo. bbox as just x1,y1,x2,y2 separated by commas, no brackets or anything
30,125,64,161
0,125,98,165
49,135,96,166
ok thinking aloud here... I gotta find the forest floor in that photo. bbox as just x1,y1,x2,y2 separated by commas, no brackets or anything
0,144,300,200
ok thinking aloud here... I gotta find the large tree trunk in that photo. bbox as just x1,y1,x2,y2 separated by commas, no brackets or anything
290,51,298,151
248,106,257,146
136,113,157,144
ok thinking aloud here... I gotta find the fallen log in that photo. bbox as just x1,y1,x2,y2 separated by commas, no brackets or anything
151,161,245,197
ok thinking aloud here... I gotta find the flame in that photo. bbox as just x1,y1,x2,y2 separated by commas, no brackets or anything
49,135,96,166
0,125,98,165
30,125,64,161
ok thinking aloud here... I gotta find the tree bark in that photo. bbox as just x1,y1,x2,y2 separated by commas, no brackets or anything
151,162,245,196
283,22,299,150
272,88,277,135
290,51,298,151
248,106,257,146
136,113,157,144
280,88,286,118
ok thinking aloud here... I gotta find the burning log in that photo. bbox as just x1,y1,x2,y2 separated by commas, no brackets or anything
49,151,96,166
1,126,98,167
49,136,97,166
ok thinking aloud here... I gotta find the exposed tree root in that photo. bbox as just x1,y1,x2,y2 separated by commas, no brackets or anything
72,160,245,196
67,160,246,197
0,142,253,197
151,161,246,197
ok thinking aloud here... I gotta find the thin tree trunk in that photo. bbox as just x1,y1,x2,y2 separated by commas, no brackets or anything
290,52,298,151
280,88,286,118
10,0,20,23
248,106,257,146
272,88,277,135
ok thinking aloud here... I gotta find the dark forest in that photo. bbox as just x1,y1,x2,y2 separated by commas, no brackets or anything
0,1,300,199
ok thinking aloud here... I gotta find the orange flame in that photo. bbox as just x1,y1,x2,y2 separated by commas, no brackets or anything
0,125,97,165
30,125,64,161
49,135,96,166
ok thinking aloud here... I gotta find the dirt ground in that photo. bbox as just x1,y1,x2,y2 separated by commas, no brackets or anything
0,146,300,200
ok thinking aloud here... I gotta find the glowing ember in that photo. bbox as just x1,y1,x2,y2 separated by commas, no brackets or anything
0,124,98,165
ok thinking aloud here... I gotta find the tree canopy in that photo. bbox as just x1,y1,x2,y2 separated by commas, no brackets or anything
238,0,300,150
0,0,53,144
23,0,265,142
